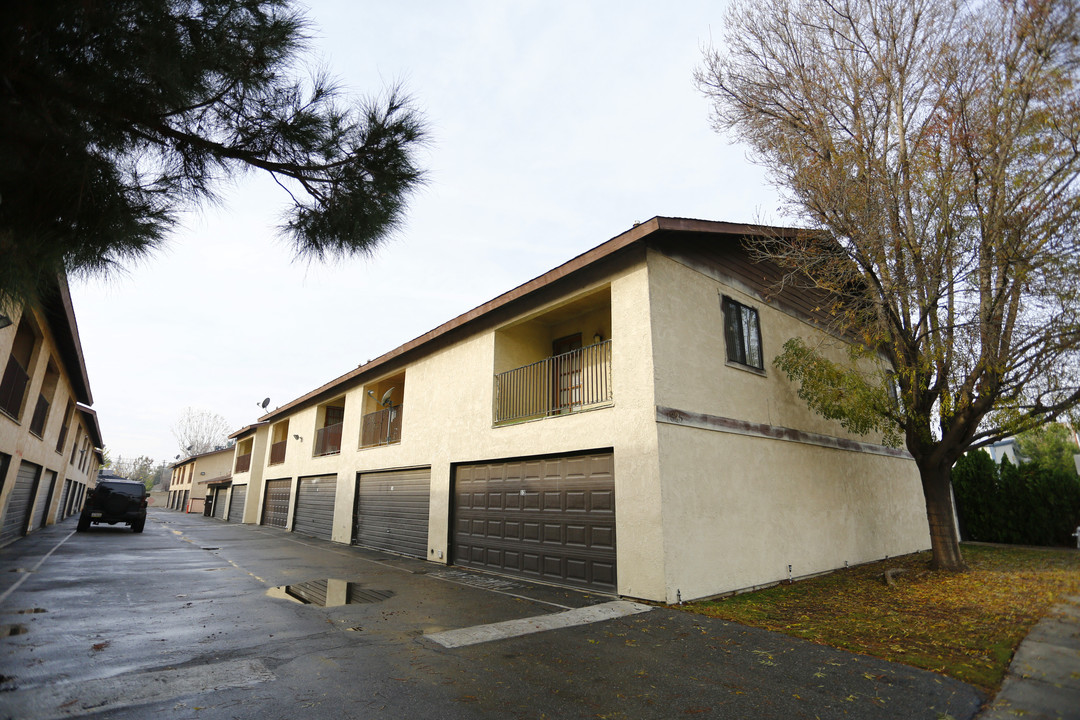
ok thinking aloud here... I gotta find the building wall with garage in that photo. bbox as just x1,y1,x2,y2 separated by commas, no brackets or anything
0,277,103,545
240,249,664,596
238,218,930,603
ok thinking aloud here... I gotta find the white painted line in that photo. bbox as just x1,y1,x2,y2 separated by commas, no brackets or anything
4,658,275,720
0,530,75,606
425,600,653,648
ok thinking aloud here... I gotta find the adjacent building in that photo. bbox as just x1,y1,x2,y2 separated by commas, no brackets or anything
168,446,234,515
0,276,103,546
217,217,931,602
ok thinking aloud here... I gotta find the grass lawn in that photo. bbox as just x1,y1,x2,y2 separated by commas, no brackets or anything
683,543,1080,692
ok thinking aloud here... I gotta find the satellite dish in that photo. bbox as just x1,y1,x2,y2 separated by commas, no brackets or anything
260,397,270,410
381,388,395,406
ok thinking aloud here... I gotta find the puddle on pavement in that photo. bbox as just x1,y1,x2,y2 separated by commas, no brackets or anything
266,579,394,607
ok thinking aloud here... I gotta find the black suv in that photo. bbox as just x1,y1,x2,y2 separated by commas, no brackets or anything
77,480,148,533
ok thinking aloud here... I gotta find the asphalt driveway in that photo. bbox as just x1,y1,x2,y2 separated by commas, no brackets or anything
0,508,984,719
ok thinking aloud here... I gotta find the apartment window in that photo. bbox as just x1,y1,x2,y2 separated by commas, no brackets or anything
56,400,74,453
0,316,38,420
722,296,763,370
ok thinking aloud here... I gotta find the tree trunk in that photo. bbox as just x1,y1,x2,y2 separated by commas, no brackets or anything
918,460,967,571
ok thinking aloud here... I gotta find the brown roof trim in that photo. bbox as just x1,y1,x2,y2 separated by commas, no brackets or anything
259,217,804,422
75,402,103,449
228,422,267,441
169,444,236,468
43,274,94,406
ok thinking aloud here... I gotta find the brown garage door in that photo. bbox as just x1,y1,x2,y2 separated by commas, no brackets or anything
353,468,430,558
262,478,291,528
453,452,616,592
293,475,337,541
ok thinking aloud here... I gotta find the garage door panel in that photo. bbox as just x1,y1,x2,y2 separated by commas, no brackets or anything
353,468,429,559
0,461,41,545
294,473,337,541
452,452,616,591
262,479,291,529
228,485,247,523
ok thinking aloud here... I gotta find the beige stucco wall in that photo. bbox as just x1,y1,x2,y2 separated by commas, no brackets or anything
646,248,930,602
234,241,929,604
0,305,100,534
252,254,667,597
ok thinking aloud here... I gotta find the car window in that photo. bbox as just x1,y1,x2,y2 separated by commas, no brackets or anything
99,482,145,497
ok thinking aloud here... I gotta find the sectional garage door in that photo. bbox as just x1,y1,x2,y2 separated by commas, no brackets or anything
293,475,337,541
228,485,247,523
261,478,291,529
29,470,56,532
212,487,228,519
453,452,616,592
353,468,430,558
0,461,41,545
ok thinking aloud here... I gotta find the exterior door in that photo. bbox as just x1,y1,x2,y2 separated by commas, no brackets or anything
453,452,616,591
261,479,291,528
293,475,337,540
552,334,583,413
353,468,430,558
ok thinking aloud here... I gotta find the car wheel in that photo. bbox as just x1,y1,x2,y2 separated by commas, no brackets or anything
77,515,90,532
131,520,145,533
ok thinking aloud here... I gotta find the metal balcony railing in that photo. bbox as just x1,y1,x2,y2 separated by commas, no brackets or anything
493,340,612,425
269,440,287,465
360,404,403,448
314,421,343,456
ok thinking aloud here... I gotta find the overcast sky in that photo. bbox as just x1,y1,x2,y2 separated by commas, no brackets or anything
69,0,788,464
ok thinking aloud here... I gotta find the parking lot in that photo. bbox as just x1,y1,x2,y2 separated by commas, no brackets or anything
0,508,984,719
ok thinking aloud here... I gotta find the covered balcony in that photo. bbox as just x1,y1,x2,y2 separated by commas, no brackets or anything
492,286,613,426
360,373,404,448
314,399,345,456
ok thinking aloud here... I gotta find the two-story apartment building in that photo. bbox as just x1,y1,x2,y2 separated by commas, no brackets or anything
0,275,104,546
168,446,234,515
226,218,930,603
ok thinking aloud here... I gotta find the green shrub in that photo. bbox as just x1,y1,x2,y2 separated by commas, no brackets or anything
952,450,1080,546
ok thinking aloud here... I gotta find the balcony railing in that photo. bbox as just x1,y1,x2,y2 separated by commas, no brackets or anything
360,405,403,448
314,421,343,456
234,452,252,474
493,339,612,425
269,440,287,465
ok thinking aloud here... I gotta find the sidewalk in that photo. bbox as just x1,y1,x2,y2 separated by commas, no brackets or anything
978,594,1080,720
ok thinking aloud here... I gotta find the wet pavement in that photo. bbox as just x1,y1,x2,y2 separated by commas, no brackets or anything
0,508,985,719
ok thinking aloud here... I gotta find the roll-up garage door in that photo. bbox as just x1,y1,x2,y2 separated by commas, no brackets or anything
58,480,72,520
0,461,41,545
262,478,292,528
29,470,57,532
293,475,337,540
212,487,228,519
228,485,247,523
453,452,616,592
353,468,430,559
